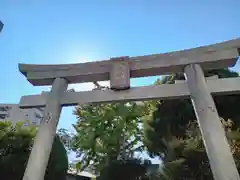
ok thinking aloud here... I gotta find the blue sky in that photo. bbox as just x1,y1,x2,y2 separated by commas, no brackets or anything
0,1,239,162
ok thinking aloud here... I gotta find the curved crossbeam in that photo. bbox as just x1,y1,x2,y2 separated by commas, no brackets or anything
19,38,240,86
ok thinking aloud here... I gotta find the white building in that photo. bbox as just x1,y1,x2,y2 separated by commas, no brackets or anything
0,104,43,126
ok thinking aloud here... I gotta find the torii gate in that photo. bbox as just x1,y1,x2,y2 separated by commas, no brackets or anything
19,38,240,180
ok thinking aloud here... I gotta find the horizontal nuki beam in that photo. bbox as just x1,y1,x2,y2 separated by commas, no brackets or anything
19,77,240,108
19,38,240,86
174,75,218,83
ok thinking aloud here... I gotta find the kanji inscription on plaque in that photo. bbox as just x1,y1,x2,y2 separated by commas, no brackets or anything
110,56,130,90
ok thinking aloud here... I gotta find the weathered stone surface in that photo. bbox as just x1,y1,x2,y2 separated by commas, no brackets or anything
110,56,130,90
22,78,68,180
19,38,240,180
184,64,240,180
19,38,240,86
19,77,240,108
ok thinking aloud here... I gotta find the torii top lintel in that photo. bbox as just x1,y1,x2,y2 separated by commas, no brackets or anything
19,38,240,86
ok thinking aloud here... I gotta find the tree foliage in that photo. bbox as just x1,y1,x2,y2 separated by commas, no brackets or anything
143,69,240,179
144,69,240,155
68,82,159,179
98,158,150,180
68,68,240,179
154,119,240,180
0,121,68,180
72,102,146,173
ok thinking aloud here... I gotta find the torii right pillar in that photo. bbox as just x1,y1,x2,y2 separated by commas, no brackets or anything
185,64,240,180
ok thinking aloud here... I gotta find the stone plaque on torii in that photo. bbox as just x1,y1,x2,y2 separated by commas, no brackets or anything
19,38,240,180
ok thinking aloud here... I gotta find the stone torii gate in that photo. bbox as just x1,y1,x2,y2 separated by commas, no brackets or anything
19,38,240,180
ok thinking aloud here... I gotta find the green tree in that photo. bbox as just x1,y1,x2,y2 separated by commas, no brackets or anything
153,119,240,180
69,82,156,179
143,68,240,179
72,102,146,173
144,69,240,155
0,121,68,180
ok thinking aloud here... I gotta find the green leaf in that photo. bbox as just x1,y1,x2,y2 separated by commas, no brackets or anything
76,161,82,172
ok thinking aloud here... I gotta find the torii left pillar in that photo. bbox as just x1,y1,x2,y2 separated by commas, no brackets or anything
22,78,68,180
